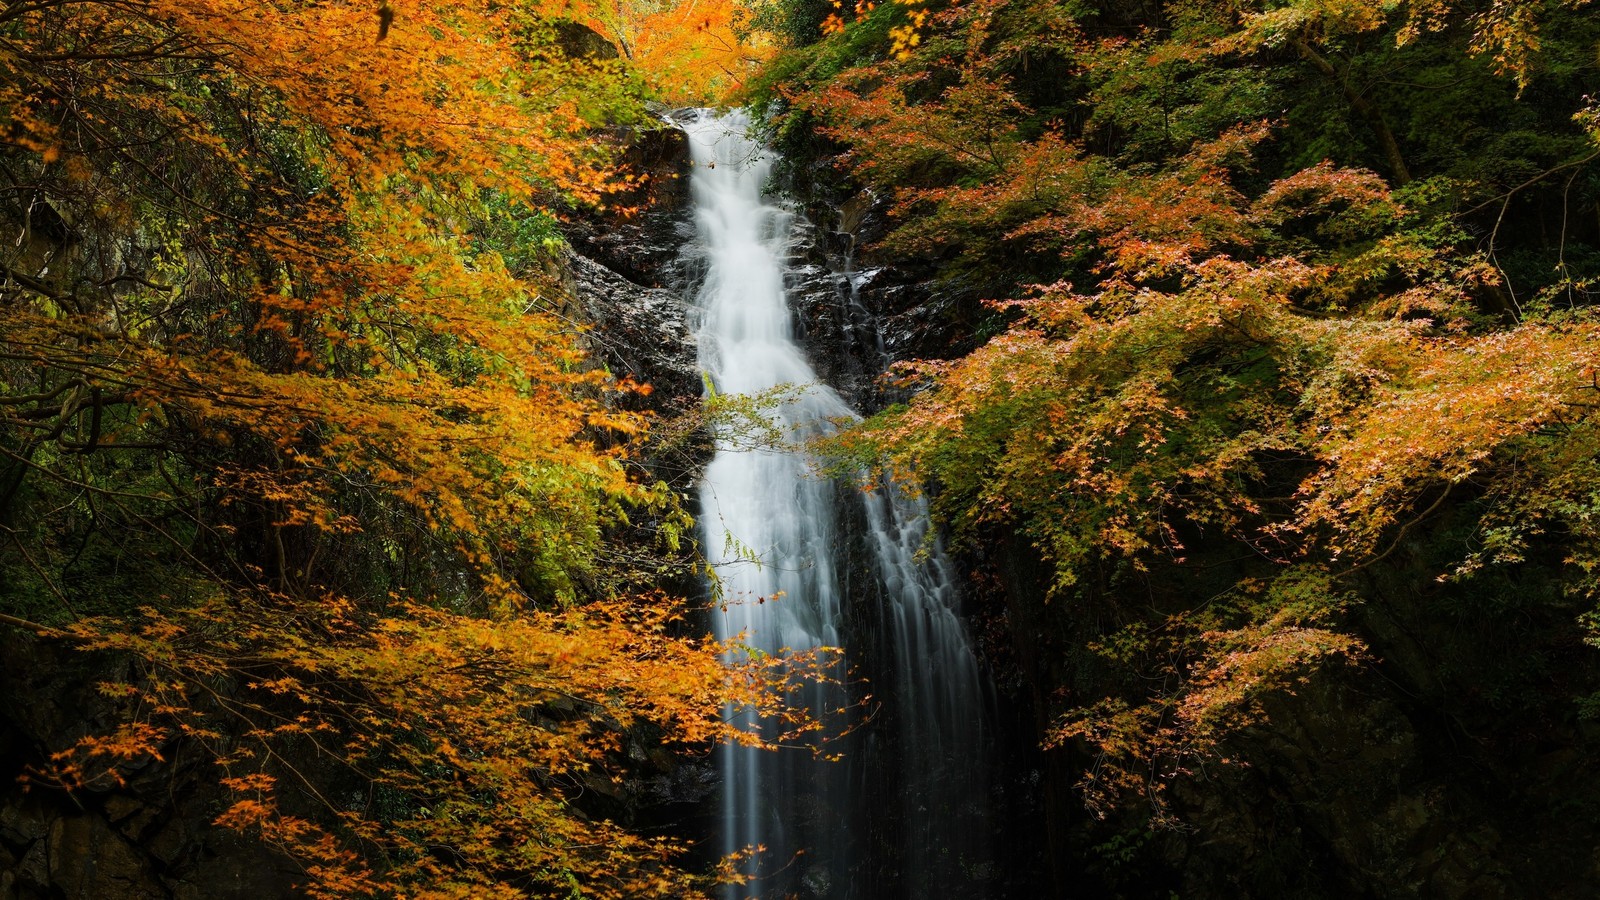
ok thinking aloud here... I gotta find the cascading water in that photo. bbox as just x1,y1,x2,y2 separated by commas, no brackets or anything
684,109,995,899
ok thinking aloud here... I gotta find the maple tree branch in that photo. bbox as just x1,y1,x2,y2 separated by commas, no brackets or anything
1484,191,1523,319
1293,36,1411,186
0,259,63,299
0,0,83,25
0,377,84,406
0,610,60,634
1461,146,1600,218
1342,482,1455,576
13,34,210,64
2,524,78,616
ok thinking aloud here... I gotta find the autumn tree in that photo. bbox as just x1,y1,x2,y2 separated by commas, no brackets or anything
0,0,807,894
758,0,1600,836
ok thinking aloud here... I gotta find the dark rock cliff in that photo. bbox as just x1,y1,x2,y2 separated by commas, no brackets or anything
764,155,1056,899
568,115,1052,898
564,122,701,412
0,635,300,900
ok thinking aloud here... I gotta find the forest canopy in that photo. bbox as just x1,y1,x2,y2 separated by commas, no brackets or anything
758,0,1600,828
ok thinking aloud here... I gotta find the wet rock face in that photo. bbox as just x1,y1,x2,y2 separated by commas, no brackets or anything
567,124,693,290
778,172,983,417
551,20,619,60
780,218,889,411
566,250,699,407
570,122,974,419
562,121,702,417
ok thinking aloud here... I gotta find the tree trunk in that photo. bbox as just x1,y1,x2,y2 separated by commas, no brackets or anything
1294,36,1413,186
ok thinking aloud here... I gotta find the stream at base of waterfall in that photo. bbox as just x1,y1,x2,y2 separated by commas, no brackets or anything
683,109,996,900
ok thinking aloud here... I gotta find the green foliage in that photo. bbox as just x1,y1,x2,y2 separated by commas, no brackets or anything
742,0,837,48
783,0,1600,831
470,193,569,276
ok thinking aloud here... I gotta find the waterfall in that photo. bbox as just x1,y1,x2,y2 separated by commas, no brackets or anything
684,110,993,900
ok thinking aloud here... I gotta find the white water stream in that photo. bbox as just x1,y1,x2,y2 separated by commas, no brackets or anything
685,110,991,900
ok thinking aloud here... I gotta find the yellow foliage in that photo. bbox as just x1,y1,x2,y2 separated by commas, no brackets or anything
0,0,808,890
